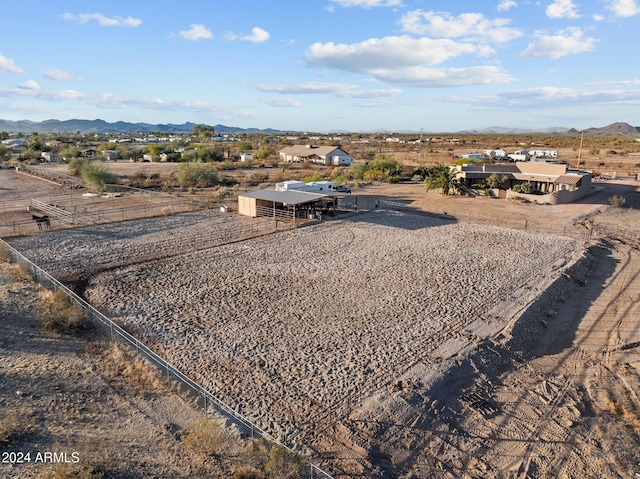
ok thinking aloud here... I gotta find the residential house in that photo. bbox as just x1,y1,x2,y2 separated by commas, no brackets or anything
455,161,593,204
279,145,354,166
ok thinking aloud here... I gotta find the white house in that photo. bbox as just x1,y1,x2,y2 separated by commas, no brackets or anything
240,153,254,162
279,145,354,166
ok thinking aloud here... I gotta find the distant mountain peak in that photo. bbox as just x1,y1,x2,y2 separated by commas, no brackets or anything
0,118,281,135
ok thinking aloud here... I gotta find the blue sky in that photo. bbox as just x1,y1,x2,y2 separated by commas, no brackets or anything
1,0,639,132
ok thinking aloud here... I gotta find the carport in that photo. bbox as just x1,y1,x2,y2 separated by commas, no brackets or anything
237,190,330,222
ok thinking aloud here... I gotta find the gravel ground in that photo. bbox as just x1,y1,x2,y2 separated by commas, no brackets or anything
7,208,585,474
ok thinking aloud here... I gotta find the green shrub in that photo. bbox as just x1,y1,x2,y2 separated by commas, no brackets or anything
177,163,219,188
80,161,118,191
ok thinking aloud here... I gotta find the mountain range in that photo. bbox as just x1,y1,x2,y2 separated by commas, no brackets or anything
0,118,638,136
0,119,282,135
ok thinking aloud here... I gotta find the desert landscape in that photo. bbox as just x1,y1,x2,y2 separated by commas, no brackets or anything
1,166,640,478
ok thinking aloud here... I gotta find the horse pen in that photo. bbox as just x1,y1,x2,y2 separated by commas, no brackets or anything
3,167,640,479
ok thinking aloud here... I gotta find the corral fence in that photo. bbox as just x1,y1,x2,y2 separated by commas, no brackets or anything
336,196,593,239
0,185,205,236
0,238,333,479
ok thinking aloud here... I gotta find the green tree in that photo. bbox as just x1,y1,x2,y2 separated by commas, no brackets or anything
424,165,467,196
59,146,83,160
0,144,12,162
486,173,507,189
302,172,325,183
68,157,90,176
177,163,219,188
80,161,118,191
237,142,254,152
367,156,403,177
348,162,368,180
512,182,535,194
254,145,276,161
82,162,117,189
192,124,215,142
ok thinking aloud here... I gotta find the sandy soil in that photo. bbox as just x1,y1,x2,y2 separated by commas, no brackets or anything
0,263,231,478
2,170,640,478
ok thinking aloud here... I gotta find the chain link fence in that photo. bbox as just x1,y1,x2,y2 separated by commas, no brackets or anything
0,238,334,479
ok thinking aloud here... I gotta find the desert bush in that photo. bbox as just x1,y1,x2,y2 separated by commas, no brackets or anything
242,440,304,479
302,172,325,183
233,465,265,479
183,418,228,458
80,161,118,191
608,195,626,207
247,171,269,185
40,290,89,334
101,344,166,395
177,162,219,188
0,408,38,444
50,462,106,479
0,243,9,261
10,263,33,281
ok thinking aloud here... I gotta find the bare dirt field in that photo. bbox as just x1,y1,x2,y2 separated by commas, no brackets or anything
0,262,232,478
2,170,640,478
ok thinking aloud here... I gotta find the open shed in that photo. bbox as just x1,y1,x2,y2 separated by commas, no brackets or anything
238,189,331,221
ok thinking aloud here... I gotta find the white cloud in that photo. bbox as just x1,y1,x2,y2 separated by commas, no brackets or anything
399,10,522,44
306,36,478,72
262,97,301,107
256,82,362,96
546,0,580,19
240,27,271,43
0,53,25,75
497,1,517,11
18,80,40,90
256,82,402,98
0,85,246,116
304,35,517,88
497,85,640,107
520,27,596,59
329,0,403,8
62,12,142,27
373,66,515,88
179,24,213,41
43,68,83,81
607,0,640,17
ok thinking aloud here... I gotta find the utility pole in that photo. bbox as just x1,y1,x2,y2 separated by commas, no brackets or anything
577,131,584,167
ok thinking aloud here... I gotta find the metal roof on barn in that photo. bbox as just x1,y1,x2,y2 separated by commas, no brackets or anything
239,190,327,205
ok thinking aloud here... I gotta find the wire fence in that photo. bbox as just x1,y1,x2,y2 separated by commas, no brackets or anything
0,238,334,479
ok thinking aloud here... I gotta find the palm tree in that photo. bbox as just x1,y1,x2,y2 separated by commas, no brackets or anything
424,165,467,196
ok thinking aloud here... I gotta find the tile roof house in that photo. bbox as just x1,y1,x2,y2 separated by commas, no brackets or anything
455,161,593,204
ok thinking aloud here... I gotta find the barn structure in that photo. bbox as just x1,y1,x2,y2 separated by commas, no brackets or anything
238,189,336,221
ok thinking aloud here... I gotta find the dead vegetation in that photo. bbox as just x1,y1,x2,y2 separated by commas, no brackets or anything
39,289,89,334
99,344,167,396
0,407,38,445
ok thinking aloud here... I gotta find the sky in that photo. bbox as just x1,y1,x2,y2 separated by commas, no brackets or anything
1,0,639,133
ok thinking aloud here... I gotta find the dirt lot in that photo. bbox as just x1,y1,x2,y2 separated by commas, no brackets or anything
1,170,640,478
